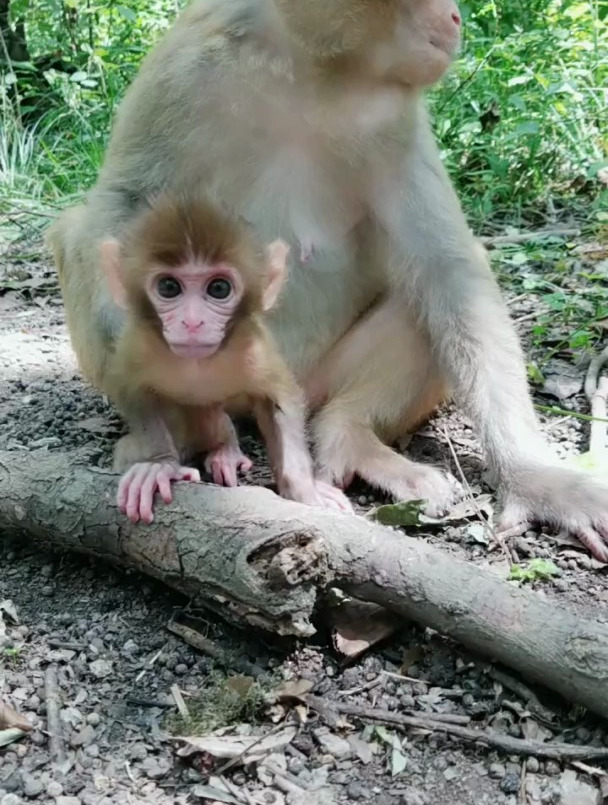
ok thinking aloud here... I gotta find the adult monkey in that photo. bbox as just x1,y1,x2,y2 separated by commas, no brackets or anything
49,0,608,560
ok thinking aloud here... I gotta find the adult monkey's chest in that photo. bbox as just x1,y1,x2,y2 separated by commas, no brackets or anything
240,138,366,261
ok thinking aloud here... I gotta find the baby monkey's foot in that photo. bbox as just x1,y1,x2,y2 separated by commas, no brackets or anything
117,461,201,525
205,443,253,487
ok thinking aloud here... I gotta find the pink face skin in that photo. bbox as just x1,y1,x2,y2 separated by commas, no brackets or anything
373,0,462,88
146,261,243,359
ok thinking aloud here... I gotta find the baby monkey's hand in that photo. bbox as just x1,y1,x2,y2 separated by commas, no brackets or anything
117,461,201,524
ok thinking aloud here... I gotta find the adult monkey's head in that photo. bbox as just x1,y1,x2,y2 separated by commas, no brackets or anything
276,0,462,89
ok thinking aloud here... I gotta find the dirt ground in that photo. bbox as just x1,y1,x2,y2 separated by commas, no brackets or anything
0,221,607,805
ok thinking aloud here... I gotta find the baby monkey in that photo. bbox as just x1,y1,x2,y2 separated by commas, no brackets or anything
99,193,352,522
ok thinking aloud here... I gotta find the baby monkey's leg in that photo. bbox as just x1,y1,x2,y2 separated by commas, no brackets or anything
200,406,253,487
254,395,353,513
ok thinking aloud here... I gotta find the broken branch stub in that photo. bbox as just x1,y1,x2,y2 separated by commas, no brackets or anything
1,449,608,719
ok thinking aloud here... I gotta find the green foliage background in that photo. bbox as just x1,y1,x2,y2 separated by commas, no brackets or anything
1,0,607,225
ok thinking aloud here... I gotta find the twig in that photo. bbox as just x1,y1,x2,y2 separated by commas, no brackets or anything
47,640,86,651
220,775,257,804
405,712,471,726
261,760,309,793
481,228,579,247
383,671,429,685
214,722,290,776
44,666,65,765
584,345,608,458
305,696,608,761
170,684,190,720
338,676,383,697
125,697,174,709
519,758,527,805
487,667,556,724
135,644,166,683
535,403,608,424
570,760,608,778
167,619,264,677
513,310,541,325
442,426,512,563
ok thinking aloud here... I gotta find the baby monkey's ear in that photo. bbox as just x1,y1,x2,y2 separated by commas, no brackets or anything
262,239,290,312
100,239,129,310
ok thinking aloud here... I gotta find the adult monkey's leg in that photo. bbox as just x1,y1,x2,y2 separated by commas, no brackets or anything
369,124,608,561
306,296,457,515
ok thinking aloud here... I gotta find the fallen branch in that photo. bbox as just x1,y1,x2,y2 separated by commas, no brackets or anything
306,697,608,761
2,449,608,719
481,228,579,248
44,665,65,766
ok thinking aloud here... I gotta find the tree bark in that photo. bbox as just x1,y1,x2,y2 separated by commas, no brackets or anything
1,448,608,719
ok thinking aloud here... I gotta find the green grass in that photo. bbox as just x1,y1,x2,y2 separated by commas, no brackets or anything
166,671,269,736
1,0,606,235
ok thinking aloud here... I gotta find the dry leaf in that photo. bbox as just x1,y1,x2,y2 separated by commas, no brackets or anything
329,600,400,659
347,734,374,764
176,725,297,764
226,676,255,699
0,728,28,747
190,782,241,804
415,494,494,528
272,679,314,701
0,600,19,623
0,703,32,732
400,645,424,674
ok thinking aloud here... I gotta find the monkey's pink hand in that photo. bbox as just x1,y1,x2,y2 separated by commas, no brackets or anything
498,464,608,563
313,480,354,512
279,477,353,513
205,444,253,487
117,461,201,525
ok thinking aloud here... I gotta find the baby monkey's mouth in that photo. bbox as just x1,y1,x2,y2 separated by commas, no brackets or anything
169,342,221,360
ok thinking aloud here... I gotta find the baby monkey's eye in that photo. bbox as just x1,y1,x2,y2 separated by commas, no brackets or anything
157,276,182,299
206,277,232,300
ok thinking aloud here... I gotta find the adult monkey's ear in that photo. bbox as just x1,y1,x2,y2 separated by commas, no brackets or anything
263,239,290,312
100,239,129,310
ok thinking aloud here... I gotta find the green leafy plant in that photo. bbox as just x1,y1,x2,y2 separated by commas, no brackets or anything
508,558,562,583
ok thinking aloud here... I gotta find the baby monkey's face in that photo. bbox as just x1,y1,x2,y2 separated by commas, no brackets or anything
146,260,244,359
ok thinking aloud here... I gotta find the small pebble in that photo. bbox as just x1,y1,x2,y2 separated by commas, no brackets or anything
46,783,63,798
553,578,568,592
500,773,520,794
575,727,591,743
174,664,188,675
71,725,95,747
345,782,370,801
86,713,101,727
127,744,148,761
489,763,506,779
544,760,561,776
399,788,428,805
140,757,171,780
526,757,539,773
22,774,44,798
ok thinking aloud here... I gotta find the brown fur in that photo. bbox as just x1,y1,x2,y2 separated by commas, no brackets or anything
47,0,608,556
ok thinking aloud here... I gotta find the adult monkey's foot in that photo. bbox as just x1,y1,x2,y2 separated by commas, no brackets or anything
497,463,608,562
